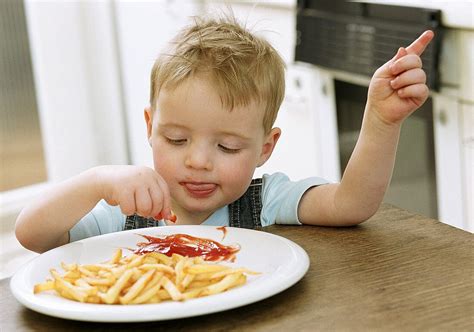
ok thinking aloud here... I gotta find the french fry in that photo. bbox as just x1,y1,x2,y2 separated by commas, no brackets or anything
143,256,158,264
180,273,195,290
58,289,76,301
33,280,55,294
109,248,122,264
129,277,164,304
78,266,96,278
119,269,155,304
61,262,78,271
187,280,213,290
82,263,115,272
74,278,98,296
186,264,229,274
111,265,127,278
34,244,258,305
181,287,205,300
142,272,164,293
161,276,183,301
139,263,174,275
51,269,88,302
201,273,242,296
127,255,145,268
83,274,115,286
148,252,173,265
100,268,134,304
156,289,171,301
210,268,260,279
174,257,188,290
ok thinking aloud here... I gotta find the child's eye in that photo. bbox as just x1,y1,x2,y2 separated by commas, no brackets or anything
166,137,186,145
218,144,240,154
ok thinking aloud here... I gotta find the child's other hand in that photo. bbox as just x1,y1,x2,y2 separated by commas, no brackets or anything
367,30,434,125
95,165,172,220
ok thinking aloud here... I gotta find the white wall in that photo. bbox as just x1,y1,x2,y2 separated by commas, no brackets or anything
24,0,128,182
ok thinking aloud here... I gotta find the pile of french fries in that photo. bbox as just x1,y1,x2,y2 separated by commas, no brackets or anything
33,249,258,304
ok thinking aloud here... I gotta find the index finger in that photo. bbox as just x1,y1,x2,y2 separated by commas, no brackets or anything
405,30,434,56
153,176,173,220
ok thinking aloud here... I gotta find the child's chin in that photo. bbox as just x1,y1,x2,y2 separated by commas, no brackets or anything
179,200,221,215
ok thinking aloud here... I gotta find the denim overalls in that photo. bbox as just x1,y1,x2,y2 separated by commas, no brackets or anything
124,178,263,230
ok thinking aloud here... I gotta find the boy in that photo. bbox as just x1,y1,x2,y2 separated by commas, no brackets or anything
16,16,434,253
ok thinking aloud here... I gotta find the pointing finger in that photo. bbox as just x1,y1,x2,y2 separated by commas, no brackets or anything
406,30,434,56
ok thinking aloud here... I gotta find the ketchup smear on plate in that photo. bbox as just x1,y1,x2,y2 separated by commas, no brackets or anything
133,232,240,262
216,226,227,240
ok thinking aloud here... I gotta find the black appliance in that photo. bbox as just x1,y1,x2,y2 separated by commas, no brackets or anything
295,0,442,90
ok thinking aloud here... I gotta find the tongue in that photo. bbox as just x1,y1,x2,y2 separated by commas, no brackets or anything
186,183,216,191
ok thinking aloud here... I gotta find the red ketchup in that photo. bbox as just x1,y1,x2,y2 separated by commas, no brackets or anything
133,233,240,262
216,226,227,240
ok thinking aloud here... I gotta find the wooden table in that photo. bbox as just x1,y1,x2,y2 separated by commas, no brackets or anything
1,204,473,331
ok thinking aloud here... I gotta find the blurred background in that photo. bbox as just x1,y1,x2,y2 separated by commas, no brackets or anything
1,0,473,278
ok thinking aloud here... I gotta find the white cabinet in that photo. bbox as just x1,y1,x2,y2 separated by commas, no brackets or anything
459,30,474,232
203,1,296,64
433,95,465,229
255,64,339,182
461,103,474,232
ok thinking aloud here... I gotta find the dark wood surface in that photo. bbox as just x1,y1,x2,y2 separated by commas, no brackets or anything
1,204,473,331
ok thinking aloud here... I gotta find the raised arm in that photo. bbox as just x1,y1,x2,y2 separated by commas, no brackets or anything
299,30,434,226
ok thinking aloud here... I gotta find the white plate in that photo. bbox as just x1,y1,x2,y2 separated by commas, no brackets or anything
10,226,309,322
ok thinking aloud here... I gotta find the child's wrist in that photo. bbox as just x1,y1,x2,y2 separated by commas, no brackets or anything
83,166,108,201
363,105,402,137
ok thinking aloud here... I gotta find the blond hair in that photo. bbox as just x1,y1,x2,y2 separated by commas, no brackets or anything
149,15,286,134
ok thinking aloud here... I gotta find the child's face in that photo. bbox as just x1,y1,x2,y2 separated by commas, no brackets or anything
145,74,280,221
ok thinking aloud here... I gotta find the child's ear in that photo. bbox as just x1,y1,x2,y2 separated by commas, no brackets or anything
144,107,153,146
257,127,281,167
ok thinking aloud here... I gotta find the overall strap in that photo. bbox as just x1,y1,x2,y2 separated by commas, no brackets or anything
228,178,263,229
124,214,159,230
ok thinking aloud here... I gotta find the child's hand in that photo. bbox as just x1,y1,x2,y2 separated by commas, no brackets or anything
367,30,434,125
96,165,172,220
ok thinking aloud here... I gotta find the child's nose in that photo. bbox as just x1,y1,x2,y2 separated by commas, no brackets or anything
184,146,213,171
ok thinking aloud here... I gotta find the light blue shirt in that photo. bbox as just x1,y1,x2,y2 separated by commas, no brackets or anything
69,172,328,242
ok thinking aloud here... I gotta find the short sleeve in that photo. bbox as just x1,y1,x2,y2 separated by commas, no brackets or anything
260,172,328,226
69,200,125,242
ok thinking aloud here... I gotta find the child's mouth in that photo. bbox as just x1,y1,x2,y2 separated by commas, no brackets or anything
180,182,217,198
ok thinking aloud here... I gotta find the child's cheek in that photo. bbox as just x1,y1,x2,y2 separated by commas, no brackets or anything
218,155,256,188
152,144,175,174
